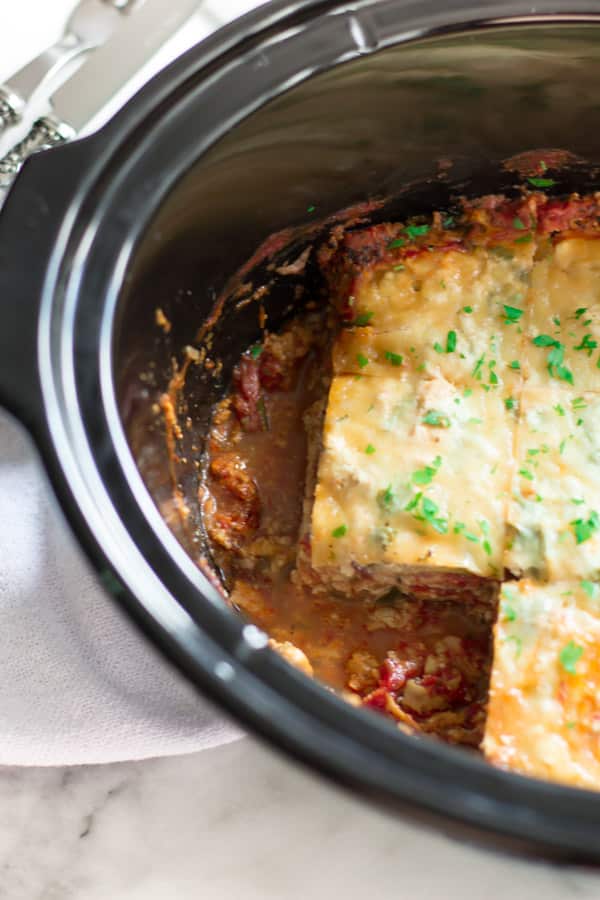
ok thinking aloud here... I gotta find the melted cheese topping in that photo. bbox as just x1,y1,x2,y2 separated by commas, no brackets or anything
311,374,511,576
506,386,600,581
525,238,600,389
484,579,600,788
339,245,533,387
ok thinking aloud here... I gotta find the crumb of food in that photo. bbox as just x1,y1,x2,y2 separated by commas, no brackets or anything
269,638,313,677
155,307,172,334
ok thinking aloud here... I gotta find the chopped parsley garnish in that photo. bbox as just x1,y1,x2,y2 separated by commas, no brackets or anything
446,330,457,353
468,417,483,425
572,396,587,410
365,444,376,455
532,335,573,383
574,333,597,355
502,603,517,622
433,341,445,354
442,215,455,228
307,204,316,213
504,397,516,410
514,233,533,244
482,540,492,556
519,468,534,480
575,307,588,319
533,334,558,347
393,264,405,272
454,522,480,542
250,344,263,359
411,456,442,486
384,350,403,367
559,640,584,675
463,305,473,314
331,524,348,538
422,410,451,427
464,388,473,397
388,238,405,249
570,511,600,544
405,223,430,239
404,492,422,512
354,311,374,326
419,497,448,534
572,498,585,505
509,360,521,370
356,353,369,369
503,304,524,324
581,580,599,599
472,354,485,380
554,403,565,416
377,485,397,510
527,176,557,188
553,315,561,327
513,217,526,230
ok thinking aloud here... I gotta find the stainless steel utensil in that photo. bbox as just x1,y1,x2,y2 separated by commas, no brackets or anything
0,0,141,132
0,0,200,191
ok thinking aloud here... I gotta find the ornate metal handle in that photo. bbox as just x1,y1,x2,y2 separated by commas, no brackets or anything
0,87,25,131
0,116,75,190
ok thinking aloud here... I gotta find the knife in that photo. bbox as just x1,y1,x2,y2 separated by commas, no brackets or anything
0,0,200,190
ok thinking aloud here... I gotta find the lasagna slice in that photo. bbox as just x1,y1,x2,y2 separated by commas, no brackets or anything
523,237,600,390
505,385,600,582
296,371,512,602
484,579,600,788
321,233,534,388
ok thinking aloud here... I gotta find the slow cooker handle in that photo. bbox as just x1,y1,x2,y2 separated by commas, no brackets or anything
0,136,99,436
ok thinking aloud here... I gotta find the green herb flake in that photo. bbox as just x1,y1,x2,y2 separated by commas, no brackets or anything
365,444,376,455
405,223,430,239
354,311,374,327
388,238,405,250
504,397,516,410
463,388,473,398
570,511,600,545
509,360,521,370
572,396,587,410
519,468,534,481
513,216,526,230
533,334,558,347
463,305,473,314
572,498,585,506
575,307,588,319
393,264,406,272
446,330,457,353
514,233,533,244
482,539,492,556
442,215,455,229
527,176,557,188
566,721,577,730
331,524,348,539
433,341,444,354
377,485,396,510
472,354,485,380
356,353,369,369
502,603,517,622
307,204,316,213
422,410,451,427
554,403,565,416
574,333,598,355
581,580,599,599
553,315,561,327
250,344,263,359
384,350,403,367
503,304,524,324
559,640,584,675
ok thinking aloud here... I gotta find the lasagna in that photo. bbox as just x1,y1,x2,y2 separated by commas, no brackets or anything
201,186,600,789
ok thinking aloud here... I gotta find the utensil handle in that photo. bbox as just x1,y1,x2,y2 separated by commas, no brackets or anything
0,116,76,190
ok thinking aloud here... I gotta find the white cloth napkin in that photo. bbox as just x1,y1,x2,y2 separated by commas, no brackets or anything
0,0,263,765
0,410,243,765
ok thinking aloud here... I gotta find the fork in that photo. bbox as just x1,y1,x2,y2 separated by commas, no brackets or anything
0,0,141,132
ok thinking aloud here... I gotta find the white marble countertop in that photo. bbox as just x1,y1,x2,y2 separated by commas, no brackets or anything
3,3,600,897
